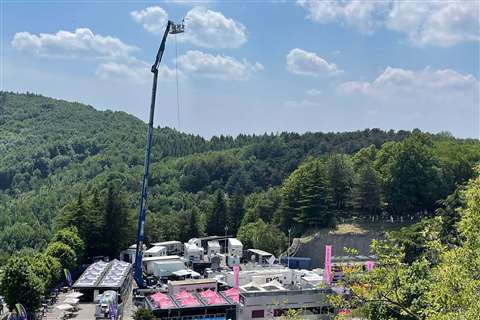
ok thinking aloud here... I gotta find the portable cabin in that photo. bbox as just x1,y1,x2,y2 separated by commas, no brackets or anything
142,255,183,275
144,246,166,258
228,238,243,258
150,241,183,255
184,243,204,262
207,240,221,256
247,249,274,265
280,256,312,270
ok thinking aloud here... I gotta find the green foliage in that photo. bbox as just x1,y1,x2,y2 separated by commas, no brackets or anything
352,161,382,216
0,222,49,255
277,158,334,234
103,184,132,258
206,190,228,236
57,184,134,259
27,254,62,294
134,308,155,320
1,92,480,272
326,154,354,211
425,168,480,319
227,187,246,234
181,207,202,242
0,256,44,313
384,133,441,215
51,227,85,262
45,241,76,270
237,219,287,255
332,168,480,319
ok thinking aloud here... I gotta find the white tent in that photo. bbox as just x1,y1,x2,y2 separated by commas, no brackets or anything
65,292,83,299
56,304,73,311
63,298,79,305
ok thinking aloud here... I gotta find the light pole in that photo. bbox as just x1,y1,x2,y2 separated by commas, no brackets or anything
288,229,291,268
224,225,229,255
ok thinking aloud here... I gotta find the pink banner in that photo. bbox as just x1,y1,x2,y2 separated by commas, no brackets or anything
366,260,375,271
233,265,240,289
325,245,332,285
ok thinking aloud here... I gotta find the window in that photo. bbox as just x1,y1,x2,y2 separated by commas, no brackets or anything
273,309,285,317
251,310,264,318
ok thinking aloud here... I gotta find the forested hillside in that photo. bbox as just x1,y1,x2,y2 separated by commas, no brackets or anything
0,91,479,263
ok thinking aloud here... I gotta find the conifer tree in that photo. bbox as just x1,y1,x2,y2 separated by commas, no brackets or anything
207,190,227,236
352,161,381,216
227,187,245,234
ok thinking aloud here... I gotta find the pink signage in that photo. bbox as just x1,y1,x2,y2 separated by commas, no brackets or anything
366,260,375,271
325,245,332,285
233,265,240,289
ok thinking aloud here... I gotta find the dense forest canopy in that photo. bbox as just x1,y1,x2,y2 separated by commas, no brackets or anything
0,91,479,263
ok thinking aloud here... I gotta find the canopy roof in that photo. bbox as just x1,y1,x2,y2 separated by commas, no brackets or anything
73,259,131,289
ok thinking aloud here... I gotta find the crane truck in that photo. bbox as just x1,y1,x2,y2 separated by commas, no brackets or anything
134,20,184,289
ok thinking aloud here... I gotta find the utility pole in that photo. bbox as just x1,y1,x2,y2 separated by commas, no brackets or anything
224,225,229,255
288,229,291,268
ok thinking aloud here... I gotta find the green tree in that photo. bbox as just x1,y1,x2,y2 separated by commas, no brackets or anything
182,207,201,241
426,168,480,318
332,168,480,320
28,254,62,293
276,158,333,234
385,134,440,216
326,154,354,211
134,308,155,320
0,256,44,315
51,227,85,262
237,219,287,255
227,187,245,233
45,241,77,270
206,190,227,236
352,162,382,216
102,184,131,258
86,189,107,257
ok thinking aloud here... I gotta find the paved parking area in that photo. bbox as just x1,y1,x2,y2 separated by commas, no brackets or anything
45,292,96,320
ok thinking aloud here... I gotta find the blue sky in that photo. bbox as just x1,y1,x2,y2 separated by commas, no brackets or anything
2,0,479,138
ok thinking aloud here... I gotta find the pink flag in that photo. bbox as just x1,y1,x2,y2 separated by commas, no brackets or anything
325,245,332,285
366,260,375,271
233,265,240,289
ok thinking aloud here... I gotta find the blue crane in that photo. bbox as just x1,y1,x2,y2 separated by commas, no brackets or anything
134,20,184,289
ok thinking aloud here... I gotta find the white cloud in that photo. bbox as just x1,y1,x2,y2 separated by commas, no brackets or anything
165,0,213,5
284,99,321,108
130,6,247,49
180,7,247,48
296,0,387,34
338,66,478,96
131,6,169,34
386,1,480,47
297,0,479,47
11,28,137,59
306,88,322,96
96,61,176,84
176,50,263,80
286,48,341,77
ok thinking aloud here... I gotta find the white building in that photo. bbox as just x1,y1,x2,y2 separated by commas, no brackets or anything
225,266,293,287
207,240,221,256
151,241,183,255
228,238,243,258
184,243,204,262
239,282,335,319
144,245,166,258
143,255,184,275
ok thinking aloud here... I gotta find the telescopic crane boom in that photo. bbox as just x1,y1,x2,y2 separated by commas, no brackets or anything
134,20,184,289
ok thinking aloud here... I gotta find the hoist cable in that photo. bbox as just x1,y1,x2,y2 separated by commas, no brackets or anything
175,33,181,131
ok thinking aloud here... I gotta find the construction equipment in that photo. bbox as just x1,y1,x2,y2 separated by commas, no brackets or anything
134,20,184,289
